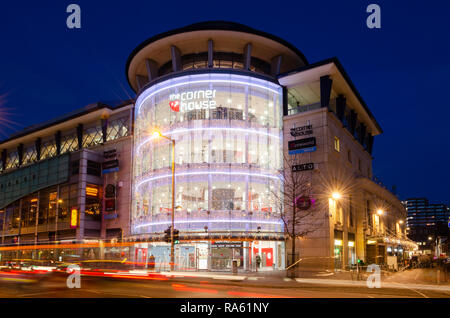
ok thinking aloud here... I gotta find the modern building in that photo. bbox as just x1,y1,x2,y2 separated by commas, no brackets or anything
281,59,417,270
0,21,417,271
404,198,450,255
0,101,133,261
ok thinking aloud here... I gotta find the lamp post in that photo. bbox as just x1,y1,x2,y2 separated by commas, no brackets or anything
153,131,176,271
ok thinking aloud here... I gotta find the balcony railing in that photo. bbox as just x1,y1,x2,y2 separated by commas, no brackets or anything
287,101,322,116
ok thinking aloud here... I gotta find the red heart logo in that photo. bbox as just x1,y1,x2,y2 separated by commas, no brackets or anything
169,100,180,112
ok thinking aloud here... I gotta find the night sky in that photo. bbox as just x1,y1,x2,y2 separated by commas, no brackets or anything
0,1,448,204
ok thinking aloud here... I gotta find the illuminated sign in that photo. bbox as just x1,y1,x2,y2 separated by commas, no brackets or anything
295,195,314,210
288,137,317,155
292,163,314,172
86,186,99,197
290,125,313,137
169,90,217,112
70,208,78,228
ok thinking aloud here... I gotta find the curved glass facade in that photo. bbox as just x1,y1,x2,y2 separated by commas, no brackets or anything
132,72,284,236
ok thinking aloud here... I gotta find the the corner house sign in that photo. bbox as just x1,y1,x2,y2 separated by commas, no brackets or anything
288,137,317,155
169,90,217,112
292,163,314,172
290,125,313,137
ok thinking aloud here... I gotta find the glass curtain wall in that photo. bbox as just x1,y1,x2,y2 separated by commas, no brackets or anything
132,73,284,235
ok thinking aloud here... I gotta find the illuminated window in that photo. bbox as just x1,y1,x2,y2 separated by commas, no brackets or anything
334,136,340,152
107,116,129,141
5,150,19,170
83,125,103,148
41,139,57,160
61,134,78,154
22,145,37,165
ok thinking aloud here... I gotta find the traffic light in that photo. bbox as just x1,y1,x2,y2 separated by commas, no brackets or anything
173,228,180,244
164,227,171,243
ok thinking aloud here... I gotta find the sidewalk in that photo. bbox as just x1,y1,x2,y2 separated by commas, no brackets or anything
156,268,450,292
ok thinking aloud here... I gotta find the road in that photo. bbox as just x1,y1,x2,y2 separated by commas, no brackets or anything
0,274,449,298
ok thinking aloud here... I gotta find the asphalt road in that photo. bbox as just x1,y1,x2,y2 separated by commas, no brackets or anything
0,274,449,298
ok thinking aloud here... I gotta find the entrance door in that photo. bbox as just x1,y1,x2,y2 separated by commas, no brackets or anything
262,248,273,267
135,248,147,267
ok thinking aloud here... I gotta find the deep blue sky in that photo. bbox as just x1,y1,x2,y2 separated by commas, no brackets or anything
0,1,449,204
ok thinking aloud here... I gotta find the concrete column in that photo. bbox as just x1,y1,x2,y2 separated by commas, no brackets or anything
270,55,282,76
145,59,159,81
336,95,346,121
77,124,83,150
136,75,148,91
35,138,42,161
320,75,333,108
243,43,252,70
171,45,182,72
17,143,24,166
76,152,88,241
207,40,214,68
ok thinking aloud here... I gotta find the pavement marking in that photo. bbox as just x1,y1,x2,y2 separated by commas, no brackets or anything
283,278,292,282
389,283,429,298
247,277,258,280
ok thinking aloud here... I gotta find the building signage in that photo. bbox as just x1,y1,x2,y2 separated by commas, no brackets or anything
169,90,217,113
104,149,117,159
295,196,312,210
105,199,115,212
70,207,78,228
102,159,119,174
288,137,317,155
211,241,243,248
292,163,314,172
290,125,313,137
105,184,116,198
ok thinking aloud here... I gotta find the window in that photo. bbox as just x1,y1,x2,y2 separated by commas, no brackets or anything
87,160,101,177
347,150,352,162
358,159,362,172
71,160,79,175
334,136,340,152
107,116,129,141
85,184,102,221
83,125,103,148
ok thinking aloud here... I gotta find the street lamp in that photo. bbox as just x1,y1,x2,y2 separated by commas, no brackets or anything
377,209,384,215
153,130,176,271
331,192,342,200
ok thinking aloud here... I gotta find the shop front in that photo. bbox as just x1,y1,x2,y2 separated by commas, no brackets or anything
131,240,284,272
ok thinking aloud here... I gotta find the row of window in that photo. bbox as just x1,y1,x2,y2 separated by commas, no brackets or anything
333,136,371,177
0,116,129,173
0,183,102,233
157,52,271,77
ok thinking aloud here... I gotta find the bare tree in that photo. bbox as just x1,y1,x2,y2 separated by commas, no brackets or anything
271,153,326,273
